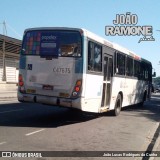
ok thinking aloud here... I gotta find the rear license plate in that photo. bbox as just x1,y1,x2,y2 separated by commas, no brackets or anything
26,89,36,94
42,85,54,90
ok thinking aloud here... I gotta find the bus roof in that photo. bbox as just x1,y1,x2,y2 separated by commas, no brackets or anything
81,28,142,61
82,28,151,64
24,27,151,64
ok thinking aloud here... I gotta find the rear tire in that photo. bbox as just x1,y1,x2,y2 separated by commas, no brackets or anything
18,99,24,103
138,91,147,107
113,94,122,116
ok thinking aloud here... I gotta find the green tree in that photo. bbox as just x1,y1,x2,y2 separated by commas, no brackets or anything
153,76,160,85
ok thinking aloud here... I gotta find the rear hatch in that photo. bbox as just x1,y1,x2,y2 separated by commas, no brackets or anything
21,29,83,98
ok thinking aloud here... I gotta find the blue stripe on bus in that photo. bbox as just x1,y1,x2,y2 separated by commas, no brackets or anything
19,56,26,69
75,59,83,73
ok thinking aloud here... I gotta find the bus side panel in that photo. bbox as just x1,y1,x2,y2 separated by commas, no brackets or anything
123,78,134,106
123,78,144,105
132,79,148,103
82,74,103,112
110,77,148,110
109,76,126,110
109,77,144,109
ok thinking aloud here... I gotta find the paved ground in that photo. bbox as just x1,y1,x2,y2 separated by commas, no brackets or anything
0,92,159,160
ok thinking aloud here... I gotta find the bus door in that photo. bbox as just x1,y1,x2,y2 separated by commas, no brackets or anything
101,54,113,107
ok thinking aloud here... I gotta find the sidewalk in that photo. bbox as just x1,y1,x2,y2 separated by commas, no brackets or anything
150,93,160,160
153,131,160,160
0,91,17,100
0,83,18,100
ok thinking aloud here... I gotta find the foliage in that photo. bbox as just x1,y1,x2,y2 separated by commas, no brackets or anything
153,76,160,85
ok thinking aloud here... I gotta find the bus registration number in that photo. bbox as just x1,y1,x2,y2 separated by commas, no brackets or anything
53,67,71,74
42,85,54,90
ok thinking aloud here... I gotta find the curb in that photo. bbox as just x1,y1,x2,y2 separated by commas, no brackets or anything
0,91,17,100
0,97,18,104
148,122,160,160
0,97,17,101
0,97,17,100
0,91,17,93
150,124,160,160
135,122,160,160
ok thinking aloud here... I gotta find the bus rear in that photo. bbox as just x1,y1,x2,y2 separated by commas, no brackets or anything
18,28,83,109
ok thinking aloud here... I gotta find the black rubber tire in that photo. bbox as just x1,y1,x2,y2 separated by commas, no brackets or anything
113,94,122,116
18,100,24,103
137,92,147,107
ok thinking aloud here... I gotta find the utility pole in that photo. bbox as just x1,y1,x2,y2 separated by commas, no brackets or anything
2,21,7,35
1,21,7,81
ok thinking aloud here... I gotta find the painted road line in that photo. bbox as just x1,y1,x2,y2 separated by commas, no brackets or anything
25,129,45,136
0,142,6,145
0,109,24,114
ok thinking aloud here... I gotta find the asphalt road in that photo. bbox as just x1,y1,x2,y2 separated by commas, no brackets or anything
0,94,160,160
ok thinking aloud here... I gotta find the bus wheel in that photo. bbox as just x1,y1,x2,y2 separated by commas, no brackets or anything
138,91,147,107
113,94,122,116
18,100,24,103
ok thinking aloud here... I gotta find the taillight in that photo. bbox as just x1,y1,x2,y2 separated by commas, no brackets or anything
75,86,80,92
19,74,24,86
19,74,25,93
72,80,82,97
19,81,24,86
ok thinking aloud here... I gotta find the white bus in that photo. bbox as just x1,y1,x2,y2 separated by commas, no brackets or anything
18,27,153,116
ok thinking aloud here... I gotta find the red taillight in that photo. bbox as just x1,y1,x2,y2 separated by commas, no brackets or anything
19,74,24,87
19,74,23,81
72,80,82,97
76,80,82,86
18,74,26,93
75,86,80,92
19,81,24,86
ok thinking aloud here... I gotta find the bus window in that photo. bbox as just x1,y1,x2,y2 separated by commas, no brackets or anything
22,30,82,57
88,41,102,72
126,56,133,76
116,52,125,75
134,60,141,78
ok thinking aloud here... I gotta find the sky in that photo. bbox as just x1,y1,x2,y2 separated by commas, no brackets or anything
0,0,160,77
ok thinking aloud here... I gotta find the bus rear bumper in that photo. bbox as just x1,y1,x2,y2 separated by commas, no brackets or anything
18,92,100,113
18,92,82,109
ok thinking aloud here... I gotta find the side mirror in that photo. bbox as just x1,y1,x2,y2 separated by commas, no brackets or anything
152,72,156,77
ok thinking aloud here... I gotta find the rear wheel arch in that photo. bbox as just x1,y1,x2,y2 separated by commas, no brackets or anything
143,90,147,101
138,90,147,107
113,92,123,116
119,91,123,105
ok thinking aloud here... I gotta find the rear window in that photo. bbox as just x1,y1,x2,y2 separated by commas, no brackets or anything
21,30,82,57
